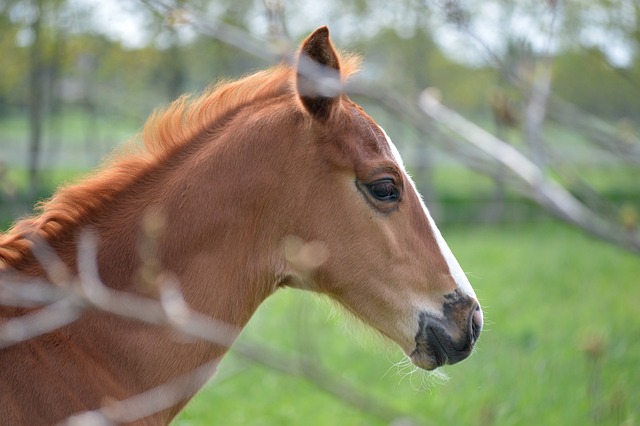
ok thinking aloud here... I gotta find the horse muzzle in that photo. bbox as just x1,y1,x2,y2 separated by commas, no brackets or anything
410,294,483,370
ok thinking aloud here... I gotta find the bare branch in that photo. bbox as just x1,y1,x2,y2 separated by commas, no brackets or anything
65,358,219,425
0,297,82,349
0,232,426,425
416,91,640,253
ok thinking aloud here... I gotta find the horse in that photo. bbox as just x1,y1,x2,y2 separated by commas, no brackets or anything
0,26,482,424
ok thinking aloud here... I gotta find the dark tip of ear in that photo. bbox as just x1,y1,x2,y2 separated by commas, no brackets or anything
301,26,339,71
297,26,342,121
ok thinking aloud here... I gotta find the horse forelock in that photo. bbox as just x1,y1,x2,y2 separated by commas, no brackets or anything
0,53,361,272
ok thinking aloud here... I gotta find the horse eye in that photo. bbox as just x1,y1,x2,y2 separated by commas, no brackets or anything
368,179,400,202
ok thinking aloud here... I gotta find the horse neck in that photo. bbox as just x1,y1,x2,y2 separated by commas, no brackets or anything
30,109,298,410
95,109,303,309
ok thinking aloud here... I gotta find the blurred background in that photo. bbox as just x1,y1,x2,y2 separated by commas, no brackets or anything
0,0,639,425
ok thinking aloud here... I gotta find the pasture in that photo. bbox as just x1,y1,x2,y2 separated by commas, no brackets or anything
175,222,639,426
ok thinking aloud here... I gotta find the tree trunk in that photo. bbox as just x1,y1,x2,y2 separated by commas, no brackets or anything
166,29,185,101
523,57,553,171
27,0,45,200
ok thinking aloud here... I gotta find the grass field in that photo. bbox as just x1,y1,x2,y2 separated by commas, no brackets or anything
174,222,640,426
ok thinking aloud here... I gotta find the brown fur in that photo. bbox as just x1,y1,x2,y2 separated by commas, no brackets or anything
0,27,478,425
0,56,358,275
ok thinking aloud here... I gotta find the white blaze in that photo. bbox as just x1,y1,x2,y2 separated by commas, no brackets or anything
379,127,477,300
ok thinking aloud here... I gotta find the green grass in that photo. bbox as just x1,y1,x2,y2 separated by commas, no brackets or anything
175,222,640,426
0,109,140,146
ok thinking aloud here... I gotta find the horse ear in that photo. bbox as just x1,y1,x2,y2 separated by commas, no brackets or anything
296,26,341,121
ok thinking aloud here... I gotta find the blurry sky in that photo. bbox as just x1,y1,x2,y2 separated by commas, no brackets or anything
67,0,636,68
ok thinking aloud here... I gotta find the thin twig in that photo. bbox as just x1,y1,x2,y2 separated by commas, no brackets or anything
0,233,425,425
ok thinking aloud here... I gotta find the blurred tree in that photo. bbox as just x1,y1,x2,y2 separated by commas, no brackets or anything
0,0,68,197
553,48,640,120
0,3,25,116
26,0,46,199
149,1,188,101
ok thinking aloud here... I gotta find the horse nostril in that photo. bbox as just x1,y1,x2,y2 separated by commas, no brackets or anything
470,305,483,343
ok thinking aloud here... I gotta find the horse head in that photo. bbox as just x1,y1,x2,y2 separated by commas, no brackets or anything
279,27,483,370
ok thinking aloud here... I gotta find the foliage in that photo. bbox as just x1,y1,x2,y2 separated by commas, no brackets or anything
353,27,497,114
0,1,639,120
553,48,640,121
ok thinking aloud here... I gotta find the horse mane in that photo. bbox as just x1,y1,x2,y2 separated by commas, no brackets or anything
0,53,360,271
